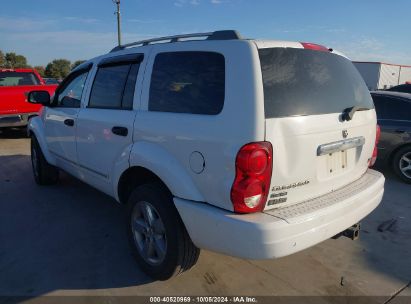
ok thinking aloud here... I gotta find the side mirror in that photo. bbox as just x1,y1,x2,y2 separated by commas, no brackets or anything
28,90,51,106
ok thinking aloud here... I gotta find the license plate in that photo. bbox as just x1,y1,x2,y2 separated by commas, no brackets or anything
326,150,348,175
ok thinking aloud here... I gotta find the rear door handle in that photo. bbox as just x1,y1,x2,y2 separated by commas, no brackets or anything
395,129,405,133
64,119,74,127
112,126,128,137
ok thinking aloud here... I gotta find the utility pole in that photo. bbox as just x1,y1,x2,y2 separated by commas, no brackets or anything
113,0,122,46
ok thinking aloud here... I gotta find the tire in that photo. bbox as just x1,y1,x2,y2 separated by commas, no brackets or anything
31,136,59,185
127,182,200,280
392,146,411,184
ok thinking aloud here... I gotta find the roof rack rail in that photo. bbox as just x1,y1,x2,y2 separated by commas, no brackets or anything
110,30,242,53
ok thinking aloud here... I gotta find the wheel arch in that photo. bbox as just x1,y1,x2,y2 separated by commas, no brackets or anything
117,166,172,205
116,141,205,204
28,116,56,165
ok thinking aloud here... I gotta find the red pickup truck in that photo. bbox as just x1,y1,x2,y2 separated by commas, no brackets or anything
0,68,58,129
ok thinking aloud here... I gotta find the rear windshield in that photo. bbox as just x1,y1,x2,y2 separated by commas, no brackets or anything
259,48,374,118
0,71,40,86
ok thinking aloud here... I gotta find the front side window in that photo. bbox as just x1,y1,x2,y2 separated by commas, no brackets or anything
149,51,225,115
89,63,139,109
56,72,88,108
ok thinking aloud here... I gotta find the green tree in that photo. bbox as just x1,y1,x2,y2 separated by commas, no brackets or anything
71,60,86,70
4,52,30,68
0,50,5,67
34,66,46,77
45,59,71,79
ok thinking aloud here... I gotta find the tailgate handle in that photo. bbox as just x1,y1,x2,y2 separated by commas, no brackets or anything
317,136,365,156
64,119,74,127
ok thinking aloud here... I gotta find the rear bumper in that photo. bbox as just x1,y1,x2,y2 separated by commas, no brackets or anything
174,169,384,260
0,113,37,128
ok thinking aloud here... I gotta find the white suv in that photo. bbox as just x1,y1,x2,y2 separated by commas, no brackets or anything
27,30,385,280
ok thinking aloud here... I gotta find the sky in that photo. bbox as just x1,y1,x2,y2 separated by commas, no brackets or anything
0,0,410,66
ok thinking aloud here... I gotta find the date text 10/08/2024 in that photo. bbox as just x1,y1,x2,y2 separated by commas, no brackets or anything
149,297,258,303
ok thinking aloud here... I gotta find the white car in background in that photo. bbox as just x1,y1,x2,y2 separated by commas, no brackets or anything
27,30,385,280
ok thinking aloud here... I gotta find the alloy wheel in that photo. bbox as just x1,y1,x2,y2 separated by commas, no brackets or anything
131,201,167,265
399,152,411,179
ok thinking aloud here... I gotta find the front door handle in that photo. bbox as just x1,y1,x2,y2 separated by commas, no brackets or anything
112,126,128,137
64,119,74,127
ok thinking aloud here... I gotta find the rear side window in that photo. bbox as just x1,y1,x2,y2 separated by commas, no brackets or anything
149,51,225,115
89,63,140,109
372,95,411,120
259,48,374,118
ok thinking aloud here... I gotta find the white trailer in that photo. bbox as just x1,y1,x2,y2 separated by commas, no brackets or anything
353,61,411,90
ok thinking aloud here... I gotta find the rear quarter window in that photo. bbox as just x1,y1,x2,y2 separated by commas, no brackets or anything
372,95,411,121
148,51,225,115
259,48,374,118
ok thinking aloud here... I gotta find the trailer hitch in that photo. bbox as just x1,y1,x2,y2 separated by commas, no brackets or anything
332,223,361,240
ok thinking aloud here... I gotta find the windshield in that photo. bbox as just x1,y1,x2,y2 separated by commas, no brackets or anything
0,71,40,86
259,48,374,118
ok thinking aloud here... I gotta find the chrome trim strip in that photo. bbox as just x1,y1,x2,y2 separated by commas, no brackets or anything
317,136,365,156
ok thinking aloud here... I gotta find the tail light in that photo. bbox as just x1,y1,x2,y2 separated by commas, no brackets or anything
301,42,330,52
231,142,273,213
369,125,381,167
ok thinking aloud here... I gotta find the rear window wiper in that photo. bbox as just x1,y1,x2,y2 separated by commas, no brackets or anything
342,106,371,121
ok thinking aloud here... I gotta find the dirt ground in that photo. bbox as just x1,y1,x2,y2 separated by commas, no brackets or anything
0,128,410,303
